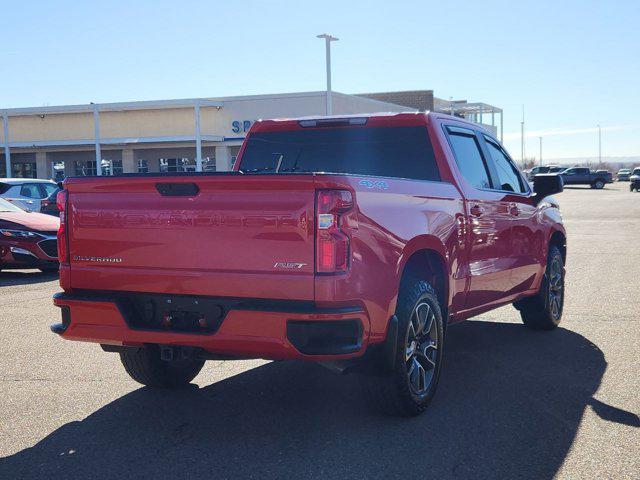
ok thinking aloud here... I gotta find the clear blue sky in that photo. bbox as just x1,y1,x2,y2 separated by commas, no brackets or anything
1,0,638,161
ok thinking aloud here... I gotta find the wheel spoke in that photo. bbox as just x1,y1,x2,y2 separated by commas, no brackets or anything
424,311,435,339
405,340,416,361
408,358,424,391
407,320,417,341
414,303,430,336
416,342,437,368
550,295,559,317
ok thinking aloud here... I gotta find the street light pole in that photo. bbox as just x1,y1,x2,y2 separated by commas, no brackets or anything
520,105,525,165
317,34,339,116
539,136,543,167
597,124,602,167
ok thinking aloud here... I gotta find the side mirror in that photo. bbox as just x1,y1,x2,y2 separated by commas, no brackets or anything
533,174,563,204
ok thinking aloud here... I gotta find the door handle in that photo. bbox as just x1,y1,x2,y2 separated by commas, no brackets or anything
509,203,520,216
470,204,484,217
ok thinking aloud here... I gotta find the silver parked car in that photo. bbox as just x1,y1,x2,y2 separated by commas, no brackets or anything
0,179,59,212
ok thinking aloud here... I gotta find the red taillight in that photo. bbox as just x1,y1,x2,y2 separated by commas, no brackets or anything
56,190,69,263
316,190,353,274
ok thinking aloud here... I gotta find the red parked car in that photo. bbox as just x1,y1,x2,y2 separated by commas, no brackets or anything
52,112,565,416
0,198,59,272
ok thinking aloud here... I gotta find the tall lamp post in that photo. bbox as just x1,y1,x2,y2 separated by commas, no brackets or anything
317,34,339,116
597,124,602,167
520,105,525,165
538,136,543,167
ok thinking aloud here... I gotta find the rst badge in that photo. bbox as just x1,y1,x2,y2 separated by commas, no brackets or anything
274,262,307,269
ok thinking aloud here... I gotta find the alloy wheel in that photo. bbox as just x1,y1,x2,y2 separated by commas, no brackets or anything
548,257,564,320
405,301,438,395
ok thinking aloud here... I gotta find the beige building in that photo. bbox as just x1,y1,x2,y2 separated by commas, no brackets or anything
0,90,502,179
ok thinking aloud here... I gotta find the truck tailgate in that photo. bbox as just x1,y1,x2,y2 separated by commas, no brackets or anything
65,175,316,300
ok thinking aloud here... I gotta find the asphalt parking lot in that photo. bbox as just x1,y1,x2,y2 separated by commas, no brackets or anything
1,182,638,479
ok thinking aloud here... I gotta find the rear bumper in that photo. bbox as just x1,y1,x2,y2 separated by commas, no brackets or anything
52,292,371,361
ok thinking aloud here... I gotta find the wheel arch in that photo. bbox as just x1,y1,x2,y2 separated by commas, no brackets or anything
549,229,567,263
397,237,450,321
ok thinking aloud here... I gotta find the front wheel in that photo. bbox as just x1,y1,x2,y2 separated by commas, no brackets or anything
365,280,444,416
516,245,565,330
120,345,205,387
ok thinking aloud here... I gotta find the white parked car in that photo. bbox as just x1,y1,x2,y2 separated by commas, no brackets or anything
0,179,59,212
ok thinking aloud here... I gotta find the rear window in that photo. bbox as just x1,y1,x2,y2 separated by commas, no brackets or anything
239,126,440,181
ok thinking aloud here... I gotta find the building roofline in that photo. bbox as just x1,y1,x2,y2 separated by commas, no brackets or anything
2,98,224,116
335,91,419,111
1,90,424,117
1,91,337,116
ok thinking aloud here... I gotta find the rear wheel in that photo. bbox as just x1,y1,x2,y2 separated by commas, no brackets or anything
365,280,444,416
119,345,205,387
593,180,605,189
516,245,565,330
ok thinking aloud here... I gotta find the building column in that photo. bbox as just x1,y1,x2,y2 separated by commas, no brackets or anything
2,112,10,177
122,149,135,173
215,145,231,171
36,151,49,179
194,102,203,171
93,104,102,176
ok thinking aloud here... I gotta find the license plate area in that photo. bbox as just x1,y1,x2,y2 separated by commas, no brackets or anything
117,294,227,334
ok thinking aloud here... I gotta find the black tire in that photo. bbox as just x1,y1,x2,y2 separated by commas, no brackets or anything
119,345,205,387
516,245,565,330
593,180,605,189
365,280,444,416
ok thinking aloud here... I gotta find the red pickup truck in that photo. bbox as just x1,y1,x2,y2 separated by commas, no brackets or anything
52,112,566,416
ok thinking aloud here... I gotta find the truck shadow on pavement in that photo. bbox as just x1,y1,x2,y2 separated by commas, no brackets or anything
2,320,637,480
0,270,58,287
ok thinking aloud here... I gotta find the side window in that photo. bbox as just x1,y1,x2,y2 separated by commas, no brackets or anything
484,138,527,193
41,183,58,197
20,184,41,198
446,127,492,190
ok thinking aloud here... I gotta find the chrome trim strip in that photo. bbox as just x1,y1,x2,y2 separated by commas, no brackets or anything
10,247,38,258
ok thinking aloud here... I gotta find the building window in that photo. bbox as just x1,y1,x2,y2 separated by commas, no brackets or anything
202,156,216,172
159,158,195,173
75,160,97,176
13,163,38,178
101,160,123,176
137,159,149,173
